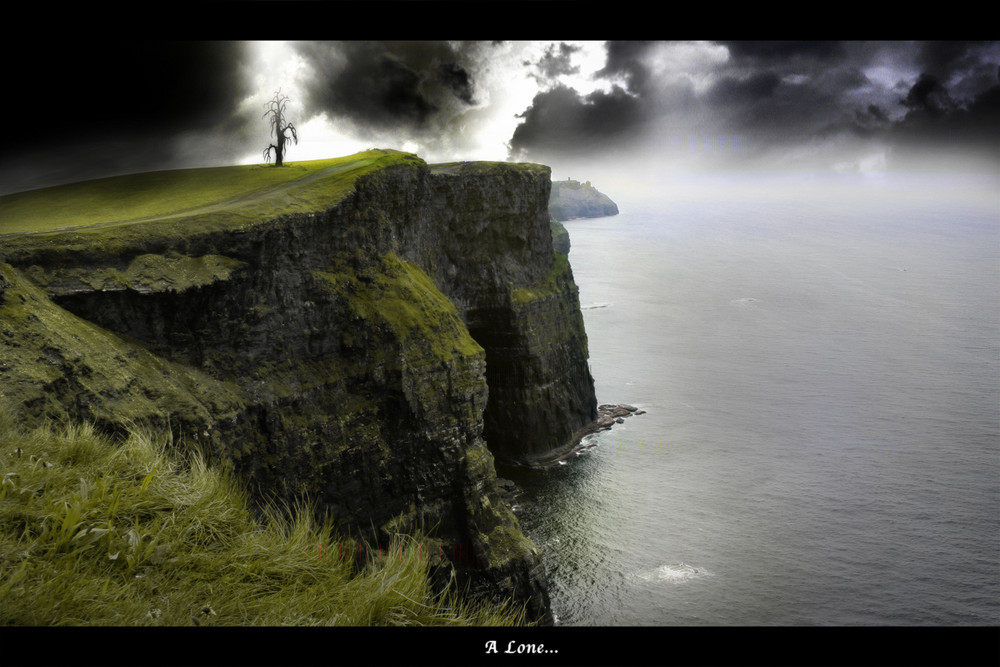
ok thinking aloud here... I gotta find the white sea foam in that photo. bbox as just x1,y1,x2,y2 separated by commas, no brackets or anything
638,563,713,583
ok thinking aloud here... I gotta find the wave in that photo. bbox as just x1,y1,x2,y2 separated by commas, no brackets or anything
582,302,613,310
638,562,713,583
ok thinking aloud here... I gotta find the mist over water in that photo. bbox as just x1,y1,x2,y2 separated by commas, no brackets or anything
499,170,1000,626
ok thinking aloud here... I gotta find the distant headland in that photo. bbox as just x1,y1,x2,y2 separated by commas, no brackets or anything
549,178,619,221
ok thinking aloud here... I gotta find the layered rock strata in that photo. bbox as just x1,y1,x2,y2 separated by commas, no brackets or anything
0,151,598,623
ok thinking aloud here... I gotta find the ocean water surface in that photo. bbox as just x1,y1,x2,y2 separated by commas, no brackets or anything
498,170,999,626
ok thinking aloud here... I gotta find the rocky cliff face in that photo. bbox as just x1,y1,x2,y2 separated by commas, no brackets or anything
0,152,597,623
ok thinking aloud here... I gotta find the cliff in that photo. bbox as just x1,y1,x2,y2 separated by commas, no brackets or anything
0,150,598,624
548,178,619,221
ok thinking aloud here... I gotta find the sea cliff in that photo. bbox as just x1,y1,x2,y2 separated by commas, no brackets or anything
0,150,598,623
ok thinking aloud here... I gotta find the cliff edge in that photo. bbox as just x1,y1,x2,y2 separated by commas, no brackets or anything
0,150,598,623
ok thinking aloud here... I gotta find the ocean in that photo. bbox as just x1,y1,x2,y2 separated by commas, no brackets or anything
497,170,1000,627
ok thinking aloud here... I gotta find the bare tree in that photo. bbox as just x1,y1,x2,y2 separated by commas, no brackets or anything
263,90,298,167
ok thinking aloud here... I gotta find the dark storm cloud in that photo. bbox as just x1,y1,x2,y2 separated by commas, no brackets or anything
719,40,848,63
889,67,1000,163
597,41,658,94
527,43,582,82
714,40,1000,165
509,41,659,160
708,67,868,146
437,63,476,105
849,104,892,137
901,73,958,117
294,41,480,134
509,40,999,170
508,84,648,159
708,70,783,106
599,41,657,75
703,43,879,149
907,41,1000,117
915,40,987,78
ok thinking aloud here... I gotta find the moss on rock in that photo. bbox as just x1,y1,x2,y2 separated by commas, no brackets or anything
313,251,484,366
25,253,245,296
0,263,246,439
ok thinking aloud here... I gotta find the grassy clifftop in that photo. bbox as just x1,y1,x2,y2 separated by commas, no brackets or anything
0,150,424,258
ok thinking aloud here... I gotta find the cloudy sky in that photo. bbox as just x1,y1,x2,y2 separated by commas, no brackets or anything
3,36,998,196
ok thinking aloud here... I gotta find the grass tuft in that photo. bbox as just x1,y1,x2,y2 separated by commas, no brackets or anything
0,417,525,626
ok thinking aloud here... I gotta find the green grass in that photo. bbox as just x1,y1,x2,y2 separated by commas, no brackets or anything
0,415,526,626
313,251,485,365
511,251,570,305
0,149,423,236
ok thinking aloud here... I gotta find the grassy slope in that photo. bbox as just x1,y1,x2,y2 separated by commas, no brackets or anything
0,149,424,239
0,417,525,626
